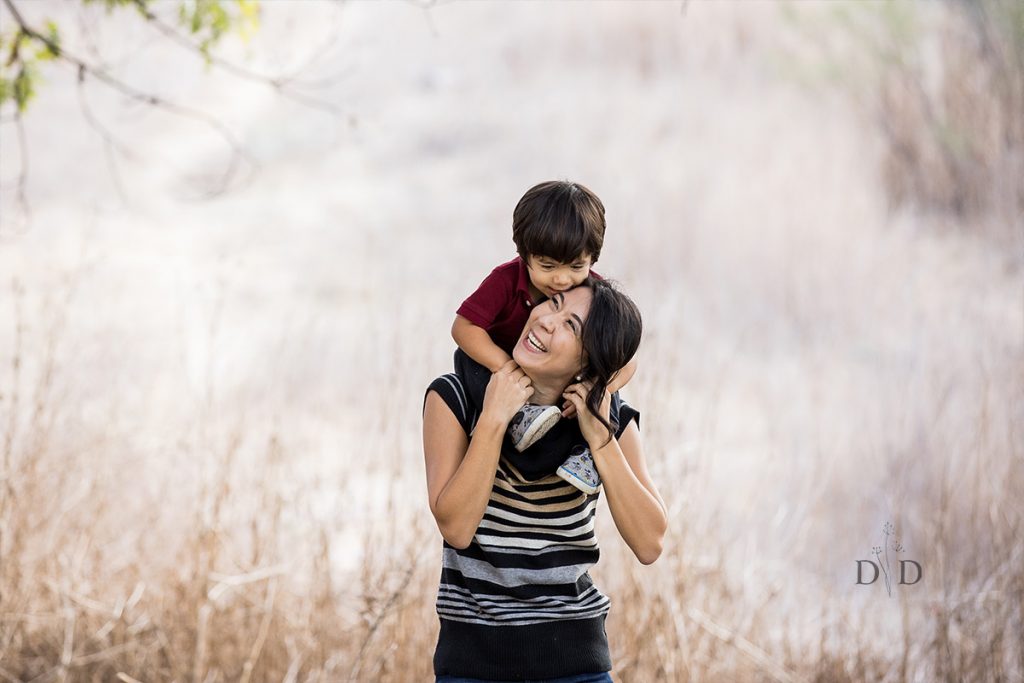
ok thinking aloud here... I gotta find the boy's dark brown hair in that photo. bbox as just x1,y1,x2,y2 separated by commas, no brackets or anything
511,180,606,264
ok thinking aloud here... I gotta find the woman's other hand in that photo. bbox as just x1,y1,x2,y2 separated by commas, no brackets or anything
562,380,612,448
560,398,578,419
482,359,534,425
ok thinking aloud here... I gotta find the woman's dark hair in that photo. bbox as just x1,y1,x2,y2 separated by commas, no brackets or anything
576,277,642,446
512,180,606,264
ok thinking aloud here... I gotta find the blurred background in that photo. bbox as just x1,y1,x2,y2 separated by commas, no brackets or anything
1,1,1021,680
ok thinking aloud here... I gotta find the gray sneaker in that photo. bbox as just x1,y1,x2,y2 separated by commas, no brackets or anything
557,445,601,494
508,404,562,452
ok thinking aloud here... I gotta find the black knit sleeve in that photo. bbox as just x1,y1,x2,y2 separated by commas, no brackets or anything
612,393,640,439
424,373,477,436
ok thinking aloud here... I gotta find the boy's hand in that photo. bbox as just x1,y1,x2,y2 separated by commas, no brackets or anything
482,359,534,425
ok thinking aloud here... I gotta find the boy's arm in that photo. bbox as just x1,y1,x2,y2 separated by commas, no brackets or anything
452,315,513,373
607,357,638,395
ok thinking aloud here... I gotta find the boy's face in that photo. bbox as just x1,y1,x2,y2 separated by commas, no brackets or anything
525,253,592,299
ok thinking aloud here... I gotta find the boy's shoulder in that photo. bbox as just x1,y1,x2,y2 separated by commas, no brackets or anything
472,257,524,292
457,257,527,335
486,257,522,279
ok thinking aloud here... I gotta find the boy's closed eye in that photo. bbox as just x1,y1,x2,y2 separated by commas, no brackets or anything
541,259,588,272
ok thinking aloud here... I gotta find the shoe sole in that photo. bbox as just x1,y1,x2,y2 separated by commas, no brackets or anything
514,407,562,452
556,465,600,495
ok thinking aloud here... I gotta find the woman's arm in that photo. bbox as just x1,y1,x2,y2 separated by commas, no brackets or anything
606,357,638,395
562,384,668,565
423,360,533,548
591,421,667,565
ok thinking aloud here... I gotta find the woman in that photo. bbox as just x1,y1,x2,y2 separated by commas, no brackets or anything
423,278,667,682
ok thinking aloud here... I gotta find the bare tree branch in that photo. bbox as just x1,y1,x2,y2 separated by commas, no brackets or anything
1,111,33,237
1,0,254,199
75,69,133,206
268,1,353,89
76,1,107,67
128,0,349,118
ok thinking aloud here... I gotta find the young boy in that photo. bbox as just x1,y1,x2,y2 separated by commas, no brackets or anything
452,180,637,494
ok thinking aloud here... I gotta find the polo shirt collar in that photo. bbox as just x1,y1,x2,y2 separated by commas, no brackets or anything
515,257,535,306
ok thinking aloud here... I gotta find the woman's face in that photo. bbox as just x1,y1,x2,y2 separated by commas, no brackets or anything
512,286,592,386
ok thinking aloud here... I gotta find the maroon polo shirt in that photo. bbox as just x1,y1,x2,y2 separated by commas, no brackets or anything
456,257,601,355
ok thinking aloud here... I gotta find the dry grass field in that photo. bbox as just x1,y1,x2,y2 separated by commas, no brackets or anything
1,1,1021,681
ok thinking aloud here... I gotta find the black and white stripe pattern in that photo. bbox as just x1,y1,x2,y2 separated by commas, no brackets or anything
429,373,611,628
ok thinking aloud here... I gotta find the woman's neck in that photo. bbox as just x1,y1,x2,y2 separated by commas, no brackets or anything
529,378,565,408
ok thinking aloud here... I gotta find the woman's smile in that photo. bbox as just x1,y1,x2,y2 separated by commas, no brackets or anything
524,329,548,353
513,287,592,397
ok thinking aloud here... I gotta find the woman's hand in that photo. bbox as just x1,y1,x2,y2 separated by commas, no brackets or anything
562,380,612,448
482,359,535,426
561,397,578,419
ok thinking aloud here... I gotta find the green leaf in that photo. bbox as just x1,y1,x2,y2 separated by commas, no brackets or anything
236,0,260,41
16,31,32,53
237,0,258,25
210,5,229,35
33,19,61,60
0,77,11,106
13,66,35,112
44,20,59,44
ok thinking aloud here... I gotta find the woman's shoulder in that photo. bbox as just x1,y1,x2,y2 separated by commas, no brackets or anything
612,393,640,438
424,373,477,435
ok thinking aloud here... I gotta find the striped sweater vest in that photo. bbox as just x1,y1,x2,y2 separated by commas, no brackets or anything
426,373,639,680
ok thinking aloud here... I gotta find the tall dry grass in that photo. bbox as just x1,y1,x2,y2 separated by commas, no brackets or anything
0,278,439,680
2,269,1021,682
780,0,1024,241
880,0,1023,235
